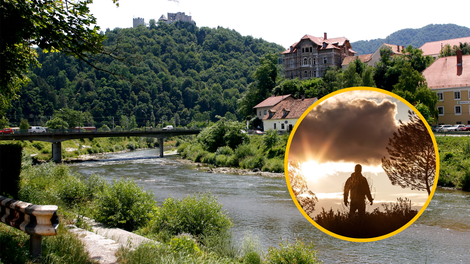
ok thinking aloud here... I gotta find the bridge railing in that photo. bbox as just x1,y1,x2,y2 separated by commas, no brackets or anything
9,127,194,134
0,195,59,262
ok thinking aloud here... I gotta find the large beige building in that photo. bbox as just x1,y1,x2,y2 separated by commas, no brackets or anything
422,50,470,125
282,33,356,79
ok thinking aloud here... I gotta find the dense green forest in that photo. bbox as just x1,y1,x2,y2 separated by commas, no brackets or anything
352,24,470,55
8,21,284,128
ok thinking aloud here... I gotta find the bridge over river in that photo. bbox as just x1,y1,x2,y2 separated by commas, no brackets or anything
0,129,200,162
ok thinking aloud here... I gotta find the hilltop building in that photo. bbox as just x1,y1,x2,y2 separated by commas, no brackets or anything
133,17,145,28
282,33,356,80
420,36,470,58
158,12,195,24
422,50,470,125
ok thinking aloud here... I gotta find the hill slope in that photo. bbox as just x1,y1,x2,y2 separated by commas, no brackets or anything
8,22,284,127
352,24,470,55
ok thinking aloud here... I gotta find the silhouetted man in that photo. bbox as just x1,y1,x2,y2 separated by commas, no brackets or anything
344,164,373,216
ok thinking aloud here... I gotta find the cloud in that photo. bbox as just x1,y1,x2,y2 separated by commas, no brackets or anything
289,95,399,166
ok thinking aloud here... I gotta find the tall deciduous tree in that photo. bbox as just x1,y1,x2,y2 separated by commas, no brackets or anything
0,0,118,121
382,111,436,195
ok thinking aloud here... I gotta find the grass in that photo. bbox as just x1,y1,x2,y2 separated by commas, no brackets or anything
435,136,470,191
314,198,417,238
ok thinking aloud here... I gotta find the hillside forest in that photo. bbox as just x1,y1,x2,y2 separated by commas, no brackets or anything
6,22,470,129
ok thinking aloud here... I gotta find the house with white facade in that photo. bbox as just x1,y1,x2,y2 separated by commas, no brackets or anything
263,97,317,132
253,94,294,120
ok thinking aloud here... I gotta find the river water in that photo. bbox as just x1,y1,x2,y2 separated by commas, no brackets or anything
70,149,470,263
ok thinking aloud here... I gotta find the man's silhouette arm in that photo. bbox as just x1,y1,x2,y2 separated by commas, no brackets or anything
364,178,373,205
343,178,351,206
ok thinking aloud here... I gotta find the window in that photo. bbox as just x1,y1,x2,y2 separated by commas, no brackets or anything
281,123,285,130
291,60,294,68
314,71,316,77
437,92,443,101
438,106,444,116
313,58,316,65
324,57,328,64
264,110,267,115
259,111,261,116
455,105,462,115
304,71,307,77
273,123,276,129
310,47,312,52
309,58,312,65
455,91,461,100
303,58,308,65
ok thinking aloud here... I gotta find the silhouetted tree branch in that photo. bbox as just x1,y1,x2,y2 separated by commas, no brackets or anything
381,111,435,195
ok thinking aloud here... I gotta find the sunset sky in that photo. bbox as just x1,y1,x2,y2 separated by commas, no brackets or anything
287,90,433,214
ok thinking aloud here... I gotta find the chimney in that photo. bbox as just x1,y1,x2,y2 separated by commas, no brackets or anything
324,32,327,40
397,45,400,53
457,49,463,76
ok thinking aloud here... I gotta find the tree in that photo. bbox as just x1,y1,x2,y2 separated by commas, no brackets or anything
45,117,69,129
382,111,436,195
0,0,119,119
19,118,29,130
237,53,279,120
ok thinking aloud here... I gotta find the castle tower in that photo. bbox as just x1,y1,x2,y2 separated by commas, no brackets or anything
133,17,145,28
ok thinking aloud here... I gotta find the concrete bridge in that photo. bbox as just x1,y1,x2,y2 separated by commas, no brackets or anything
0,129,200,162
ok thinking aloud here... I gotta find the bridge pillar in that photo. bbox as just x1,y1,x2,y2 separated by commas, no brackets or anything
52,142,62,162
159,138,164,157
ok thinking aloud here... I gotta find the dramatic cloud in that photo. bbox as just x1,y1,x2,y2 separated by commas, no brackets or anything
288,95,399,166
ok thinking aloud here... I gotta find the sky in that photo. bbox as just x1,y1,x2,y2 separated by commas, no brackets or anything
287,90,434,216
90,0,470,49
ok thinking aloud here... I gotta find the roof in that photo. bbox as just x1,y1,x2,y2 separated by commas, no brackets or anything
253,94,293,109
342,54,373,66
282,34,353,54
383,43,405,54
263,97,317,120
420,36,470,56
422,54,470,89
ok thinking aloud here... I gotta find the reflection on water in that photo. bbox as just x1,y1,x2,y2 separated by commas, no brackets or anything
70,149,470,263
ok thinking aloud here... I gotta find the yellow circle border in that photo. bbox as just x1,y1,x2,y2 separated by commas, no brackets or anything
284,86,440,242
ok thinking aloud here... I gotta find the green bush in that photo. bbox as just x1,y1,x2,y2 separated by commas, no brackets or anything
240,156,266,170
215,154,230,167
168,233,201,255
262,158,284,173
127,141,136,150
57,176,87,206
93,179,156,231
202,152,216,164
151,193,233,240
265,239,320,264
216,146,234,156
32,141,45,150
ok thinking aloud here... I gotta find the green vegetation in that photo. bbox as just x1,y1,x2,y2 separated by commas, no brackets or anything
436,136,470,191
265,239,320,264
2,153,320,263
178,119,287,172
314,198,417,238
351,24,470,55
7,21,284,128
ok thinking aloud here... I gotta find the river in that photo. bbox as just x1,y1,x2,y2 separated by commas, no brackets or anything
70,149,470,263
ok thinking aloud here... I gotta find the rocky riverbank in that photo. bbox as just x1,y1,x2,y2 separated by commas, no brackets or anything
177,157,285,178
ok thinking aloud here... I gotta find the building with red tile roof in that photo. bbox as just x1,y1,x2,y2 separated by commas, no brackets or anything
282,33,356,80
422,50,470,125
263,97,317,132
341,54,373,69
420,36,470,58
253,94,294,121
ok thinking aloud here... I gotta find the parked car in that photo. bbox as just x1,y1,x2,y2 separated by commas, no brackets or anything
163,125,174,130
436,124,452,132
0,128,13,134
447,124,466,131
28,126,47,133
459,125,470,131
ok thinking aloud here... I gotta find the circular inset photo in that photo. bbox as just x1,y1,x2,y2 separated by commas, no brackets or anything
285,87,439,242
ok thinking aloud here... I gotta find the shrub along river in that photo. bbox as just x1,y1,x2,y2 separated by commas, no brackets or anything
70,149,470,263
